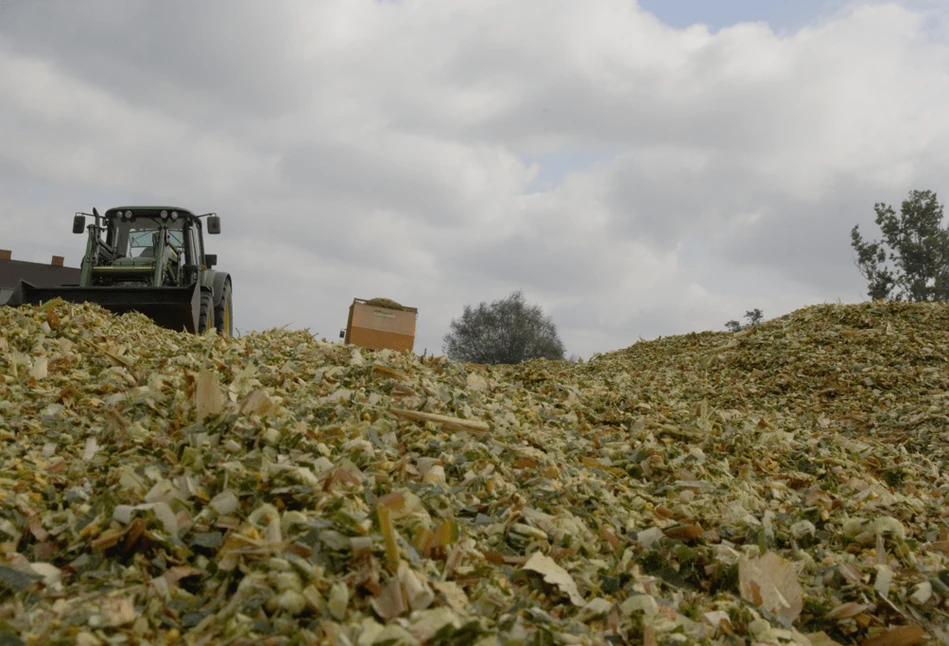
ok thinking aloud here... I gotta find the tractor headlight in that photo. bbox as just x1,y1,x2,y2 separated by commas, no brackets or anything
124,210,133,220
160,210,169,220
170,211,179,221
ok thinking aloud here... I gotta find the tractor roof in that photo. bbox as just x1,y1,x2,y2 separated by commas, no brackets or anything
104,206,198,219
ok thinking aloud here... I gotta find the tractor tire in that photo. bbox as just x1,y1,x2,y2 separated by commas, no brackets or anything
214,282,233,336
197,290,213,334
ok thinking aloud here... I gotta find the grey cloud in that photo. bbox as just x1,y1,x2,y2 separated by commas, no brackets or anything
276,145,465,229
0,0,306,121
603,151,778,248
459,72,802,157
444,234,598,295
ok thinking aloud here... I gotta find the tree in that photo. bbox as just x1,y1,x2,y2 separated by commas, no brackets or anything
443,290,566,364
725,308,763,332
850,189,949,302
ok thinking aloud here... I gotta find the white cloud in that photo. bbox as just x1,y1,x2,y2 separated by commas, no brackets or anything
2,0,949,358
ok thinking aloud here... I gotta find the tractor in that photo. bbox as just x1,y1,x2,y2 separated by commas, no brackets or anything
7,206,233,335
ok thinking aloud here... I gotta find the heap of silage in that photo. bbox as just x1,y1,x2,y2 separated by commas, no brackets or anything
0,299,948,646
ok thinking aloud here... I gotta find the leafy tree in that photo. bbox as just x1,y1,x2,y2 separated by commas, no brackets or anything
850,189,949,302
443,290,566,364
725,308,763,332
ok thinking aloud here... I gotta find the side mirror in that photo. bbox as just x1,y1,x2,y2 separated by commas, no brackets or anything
72,215,86,234
205,253,217,268
207,215,221,234
339,330,345,339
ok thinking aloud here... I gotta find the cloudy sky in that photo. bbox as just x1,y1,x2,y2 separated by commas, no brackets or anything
2,0,949,358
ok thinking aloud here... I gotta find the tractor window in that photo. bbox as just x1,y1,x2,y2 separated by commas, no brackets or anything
168,231,184,253
112,219,185,259
127,230,157,258
187,225,202,265
123,229,184,258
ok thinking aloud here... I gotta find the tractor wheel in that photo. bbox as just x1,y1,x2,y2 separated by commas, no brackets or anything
197,291,213,334
214,283,233,336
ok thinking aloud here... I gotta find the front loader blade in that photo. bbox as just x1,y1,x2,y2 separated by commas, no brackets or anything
7,281,202,333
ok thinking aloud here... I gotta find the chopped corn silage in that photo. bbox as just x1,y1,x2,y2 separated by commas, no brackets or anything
0,299,948,646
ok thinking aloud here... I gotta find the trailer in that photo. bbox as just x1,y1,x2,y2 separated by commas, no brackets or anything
340,297,417,353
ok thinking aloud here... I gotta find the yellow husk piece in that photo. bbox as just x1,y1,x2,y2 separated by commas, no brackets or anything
1,299,949,645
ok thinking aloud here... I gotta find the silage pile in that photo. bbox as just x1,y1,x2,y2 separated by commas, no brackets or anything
0,299,948,646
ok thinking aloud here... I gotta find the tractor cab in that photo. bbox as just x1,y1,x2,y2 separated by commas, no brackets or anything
72,207,217,289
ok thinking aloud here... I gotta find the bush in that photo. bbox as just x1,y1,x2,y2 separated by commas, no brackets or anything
443,290,566,364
